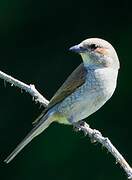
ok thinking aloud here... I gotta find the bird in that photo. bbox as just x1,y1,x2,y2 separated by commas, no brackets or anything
4,38,120,163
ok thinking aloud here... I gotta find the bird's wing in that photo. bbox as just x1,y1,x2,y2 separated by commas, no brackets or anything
47,63,87,110
33,63,87,125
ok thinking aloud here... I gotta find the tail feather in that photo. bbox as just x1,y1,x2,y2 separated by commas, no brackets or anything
4,113,53,164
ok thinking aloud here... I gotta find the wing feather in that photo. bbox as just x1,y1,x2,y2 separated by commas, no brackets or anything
47,63,87,110
33,63,87,125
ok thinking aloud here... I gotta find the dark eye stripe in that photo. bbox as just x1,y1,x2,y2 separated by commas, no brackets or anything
89,44,98,50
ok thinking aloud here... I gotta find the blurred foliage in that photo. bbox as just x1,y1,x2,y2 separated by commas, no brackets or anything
0,0,131,180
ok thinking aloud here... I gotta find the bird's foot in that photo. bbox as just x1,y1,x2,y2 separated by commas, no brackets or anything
73,123,81,132
73,121,88,136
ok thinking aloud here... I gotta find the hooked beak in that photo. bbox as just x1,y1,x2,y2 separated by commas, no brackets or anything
69,44,87,53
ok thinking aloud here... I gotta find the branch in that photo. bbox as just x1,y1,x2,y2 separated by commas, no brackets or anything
0,70,49,107
74,121,132,180
0,69,132,179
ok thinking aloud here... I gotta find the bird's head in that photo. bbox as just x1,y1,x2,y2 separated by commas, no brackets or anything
69,38,120,69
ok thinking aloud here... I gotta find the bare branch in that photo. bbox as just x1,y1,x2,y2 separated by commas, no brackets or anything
0,69,132,179
74,121,132,179
0,70,49,107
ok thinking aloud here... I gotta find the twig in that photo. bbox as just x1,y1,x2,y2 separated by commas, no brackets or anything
0,70,49,107
74,121,132,180
0,69,132,179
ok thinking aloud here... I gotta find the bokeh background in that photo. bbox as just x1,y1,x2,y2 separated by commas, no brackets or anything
0,0,131,180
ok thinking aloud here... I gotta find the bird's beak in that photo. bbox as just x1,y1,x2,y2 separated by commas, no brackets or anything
69,44,86,53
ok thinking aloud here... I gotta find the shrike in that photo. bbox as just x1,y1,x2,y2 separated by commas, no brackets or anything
4,38,120,163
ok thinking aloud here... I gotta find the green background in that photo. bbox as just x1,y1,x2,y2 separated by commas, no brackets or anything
0,0,131,180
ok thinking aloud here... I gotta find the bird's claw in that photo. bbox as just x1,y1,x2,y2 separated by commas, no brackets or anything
73,121,87,136
73,124,81,132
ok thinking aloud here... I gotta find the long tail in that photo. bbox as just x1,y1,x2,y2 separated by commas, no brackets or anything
4,113,53,164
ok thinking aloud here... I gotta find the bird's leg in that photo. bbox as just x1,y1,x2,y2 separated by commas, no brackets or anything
73,121,88,136
73,121,102,143
72,121,82,132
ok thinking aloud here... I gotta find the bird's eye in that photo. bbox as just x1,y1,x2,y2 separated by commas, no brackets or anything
89,44,98,50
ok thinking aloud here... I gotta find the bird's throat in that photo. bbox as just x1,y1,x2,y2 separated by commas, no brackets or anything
80,53,91,66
